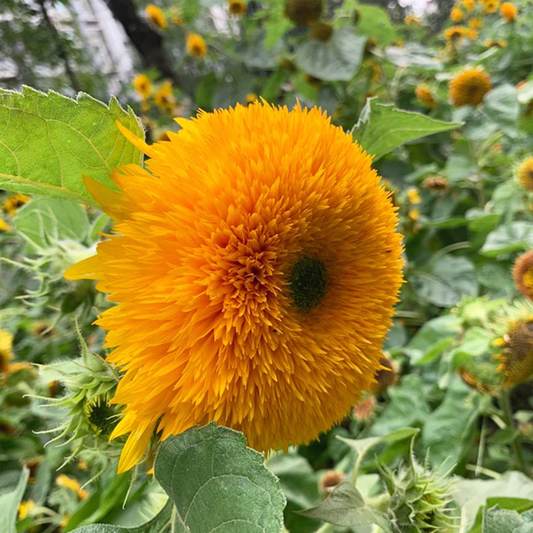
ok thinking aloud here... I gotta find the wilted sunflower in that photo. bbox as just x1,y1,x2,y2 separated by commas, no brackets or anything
228,0,247,15
500,1,517,20
422,176,449,192
186,33,207,58
145,4,167,29
450,7,464,21
310,21,333,42
517,157,533,191
415,84,437,109
496,318,533,386
449,67,492,106
284,0,322,26
514,251,533,301
3,193,30,216
132,74,152,101
66,103,403,473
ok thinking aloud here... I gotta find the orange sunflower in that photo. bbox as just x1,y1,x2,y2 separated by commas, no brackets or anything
66,103,403,473
500,2,518,20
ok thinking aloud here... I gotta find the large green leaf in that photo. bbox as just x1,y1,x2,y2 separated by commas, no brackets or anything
353,99,460,160
155,423,286,533
70,502,173,533
356,5,396,46
295,28,366,82
0,86,144,204
0,468,29,533
297,482,391,532
482,507,533,533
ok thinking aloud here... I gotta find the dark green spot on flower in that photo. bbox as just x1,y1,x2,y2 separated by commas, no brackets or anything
289,256,328,311
86,400,117,438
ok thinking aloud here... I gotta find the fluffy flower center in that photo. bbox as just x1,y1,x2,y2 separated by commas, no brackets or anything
289,256,328,311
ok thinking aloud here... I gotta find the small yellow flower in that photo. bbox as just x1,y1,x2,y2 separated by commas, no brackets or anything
483,38,507,47
462,0,476,12
415,84,437,109
405,14,421,26
500,2,517,21
18,500,36,520
170,8,184,26
56,474,89,500
450,7,464,21
245,93,258,104
514,250,533,302
60,515,71,528
133,74,152,100
228,0,247,15
518,157,533,191
0,218,11,232
154,81,175,113
186,33,207,58
407,187,422,204
468,17,483,29
444,25,467,42
409,208,420,221
465,28,478,39
449,67,492,107
77,460,88,471
0,329,14,376
3,193,30,216
146,4,167,29
482,0,500,13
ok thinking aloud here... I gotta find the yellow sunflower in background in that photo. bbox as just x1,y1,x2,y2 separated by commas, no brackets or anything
405,14,422,26
154,81,175,113
0,329,13,375
444,25,467,42
482,0,500,13
450,7,464,22
514,251,533,302
468,17,483,29
518,157,533,190
449,67,492,106
3,193,30,216
462,0,476,12
132,74,152,101
228,0,247,15
66,103,404,473
186,33,207,58
415,84,437,108
0,218,11,232
146,4,167,29
500,2,518,21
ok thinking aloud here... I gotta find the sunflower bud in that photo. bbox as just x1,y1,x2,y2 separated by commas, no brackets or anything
422,176,449,193
383,456,458,532
284,0,322,26
320,471,345,492
39,330,122,463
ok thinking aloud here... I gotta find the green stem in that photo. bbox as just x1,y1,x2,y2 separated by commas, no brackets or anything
500,389,527,475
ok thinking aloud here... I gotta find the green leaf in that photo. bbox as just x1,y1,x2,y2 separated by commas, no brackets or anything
411,256,478,308
482,506,533,533
0,86,144,204
0,467,29,533
338,427,420,457
356,5,396,46
481,85,520,137
295,28,366,82
154,423,285,533
297,482,391,532
421,378,485,466
353,99,460,161
14,197,90,251
69,501,173,533
481,222,533,257
454,472,533,530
